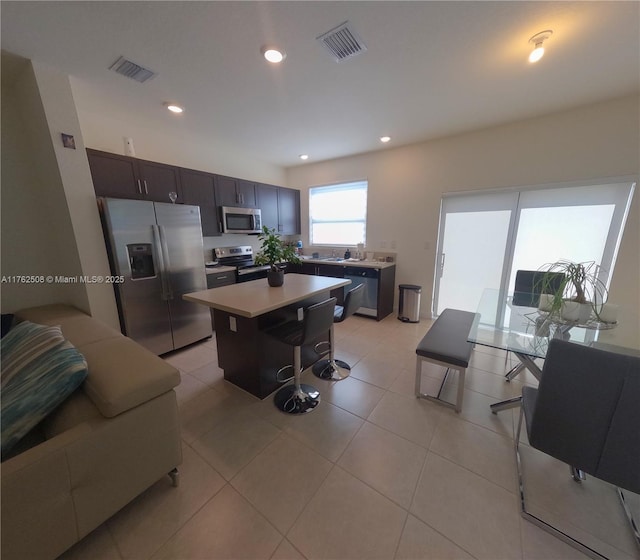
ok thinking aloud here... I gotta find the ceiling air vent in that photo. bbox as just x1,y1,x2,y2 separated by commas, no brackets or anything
316,21,367,62
109,56,157,83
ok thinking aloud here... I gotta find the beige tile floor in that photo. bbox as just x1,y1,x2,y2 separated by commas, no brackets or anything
59,314,636,560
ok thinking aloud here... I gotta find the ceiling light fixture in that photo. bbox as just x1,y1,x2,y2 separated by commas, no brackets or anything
528,30,553,63
299,154,309,160
164,103,184,114
380,136,391,143
261,46,286,64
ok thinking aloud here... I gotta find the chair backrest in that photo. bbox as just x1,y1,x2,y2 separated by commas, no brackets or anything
512,270,565,307
529,338,640,493
337,283,365,322
301,297,337,345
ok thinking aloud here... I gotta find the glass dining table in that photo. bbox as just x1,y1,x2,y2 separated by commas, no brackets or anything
467,288,614,413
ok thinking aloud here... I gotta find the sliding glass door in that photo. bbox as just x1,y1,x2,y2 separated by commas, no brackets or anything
433,191,518,314
433,180,635,316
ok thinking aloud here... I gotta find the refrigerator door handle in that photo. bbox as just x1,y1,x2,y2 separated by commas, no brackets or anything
158,225,174,299
152,224,170,300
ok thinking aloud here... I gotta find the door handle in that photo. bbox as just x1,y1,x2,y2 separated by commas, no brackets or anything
137,179,142,195
158,226,173,299
143,180,149,195
152,225,170,300
439,253,446,278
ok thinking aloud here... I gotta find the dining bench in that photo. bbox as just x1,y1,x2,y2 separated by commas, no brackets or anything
415,308,479,412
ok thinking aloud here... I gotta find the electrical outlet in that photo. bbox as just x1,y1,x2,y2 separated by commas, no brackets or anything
229,316,237,332
381,241,387,248
391,240,397,249
424,241,431,250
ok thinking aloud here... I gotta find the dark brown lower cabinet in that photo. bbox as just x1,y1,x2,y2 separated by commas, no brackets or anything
206,270,236,329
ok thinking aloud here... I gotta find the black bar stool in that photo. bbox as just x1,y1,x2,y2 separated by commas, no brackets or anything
312,283,365,381
266,297,337,414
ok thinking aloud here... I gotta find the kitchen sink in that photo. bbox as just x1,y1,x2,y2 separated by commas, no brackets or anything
318,257,345,261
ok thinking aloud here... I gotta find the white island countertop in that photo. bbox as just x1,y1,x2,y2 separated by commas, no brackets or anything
184,273,350,318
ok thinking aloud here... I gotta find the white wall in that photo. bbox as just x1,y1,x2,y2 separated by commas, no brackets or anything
73,84,286,187
1,57,118,327
73,79,290,259
286,95,640,347
31,60,120,328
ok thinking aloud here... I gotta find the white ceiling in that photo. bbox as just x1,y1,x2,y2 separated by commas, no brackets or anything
2,1,639,168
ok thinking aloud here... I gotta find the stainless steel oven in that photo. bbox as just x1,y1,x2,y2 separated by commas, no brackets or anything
221,206,262,234
213,245,270,283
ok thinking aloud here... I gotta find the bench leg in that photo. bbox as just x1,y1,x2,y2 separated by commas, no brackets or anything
415,356,464,413
455,368,465,413
415,357,423,396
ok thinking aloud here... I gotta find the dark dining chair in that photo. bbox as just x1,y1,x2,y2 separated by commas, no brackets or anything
512,269,565,307
516,338,640,555
505,269,565,380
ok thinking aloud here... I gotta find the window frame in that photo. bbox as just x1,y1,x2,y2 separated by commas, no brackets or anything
308,180,368,247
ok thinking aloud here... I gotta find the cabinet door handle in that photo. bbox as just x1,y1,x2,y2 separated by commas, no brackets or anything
143,180,149,195
137,179,142,194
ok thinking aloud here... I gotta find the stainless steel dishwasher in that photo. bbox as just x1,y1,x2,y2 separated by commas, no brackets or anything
344,267,378,317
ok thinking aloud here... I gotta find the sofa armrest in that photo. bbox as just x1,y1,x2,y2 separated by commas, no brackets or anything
1,424,91,560
79,337,180,417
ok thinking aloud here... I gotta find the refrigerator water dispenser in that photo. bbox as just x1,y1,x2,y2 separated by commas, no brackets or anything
127,244,156,279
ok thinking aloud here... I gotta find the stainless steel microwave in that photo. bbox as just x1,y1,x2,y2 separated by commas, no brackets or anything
221,206,262,234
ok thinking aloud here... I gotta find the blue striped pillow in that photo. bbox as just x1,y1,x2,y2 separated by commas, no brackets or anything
1,321,88,457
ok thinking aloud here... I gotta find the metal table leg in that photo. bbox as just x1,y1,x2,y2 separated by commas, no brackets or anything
491,352,542,414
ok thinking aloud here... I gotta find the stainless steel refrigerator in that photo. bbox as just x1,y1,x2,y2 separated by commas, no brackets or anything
100,198,212,355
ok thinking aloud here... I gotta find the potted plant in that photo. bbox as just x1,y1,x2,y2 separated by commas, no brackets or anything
254,226,301,287
536,260,609,323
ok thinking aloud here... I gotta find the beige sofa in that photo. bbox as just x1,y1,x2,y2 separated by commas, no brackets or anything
1,304,182,560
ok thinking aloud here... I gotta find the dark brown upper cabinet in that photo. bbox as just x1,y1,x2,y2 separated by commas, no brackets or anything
87,149,182,204
256,183,301,235
179,168,221,237
214,175,257,208
256,183,279,231
277,187,301,235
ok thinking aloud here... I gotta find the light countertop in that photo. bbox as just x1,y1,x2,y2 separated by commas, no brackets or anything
184,273,350,318
299,258,396,269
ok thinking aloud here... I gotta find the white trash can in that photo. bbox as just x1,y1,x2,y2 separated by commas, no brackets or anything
398,284,422,323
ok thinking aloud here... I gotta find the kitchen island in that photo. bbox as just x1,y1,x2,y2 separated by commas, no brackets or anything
184,274,350,398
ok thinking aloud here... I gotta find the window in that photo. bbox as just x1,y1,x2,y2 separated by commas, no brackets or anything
309,181,367,246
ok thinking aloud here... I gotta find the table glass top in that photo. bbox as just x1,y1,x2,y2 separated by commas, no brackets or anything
467,289,595,358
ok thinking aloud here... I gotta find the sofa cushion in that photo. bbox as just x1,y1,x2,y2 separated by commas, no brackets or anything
16,304,121,349
1,321,88,457
80,337,180,417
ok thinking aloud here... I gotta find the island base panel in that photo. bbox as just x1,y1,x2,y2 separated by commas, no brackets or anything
213,305,330,399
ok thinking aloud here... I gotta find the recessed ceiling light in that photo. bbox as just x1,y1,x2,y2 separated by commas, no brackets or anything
164,103,184,114
380,136,391,143
261,46,286,64
299,154,309,160
528,30,553,63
